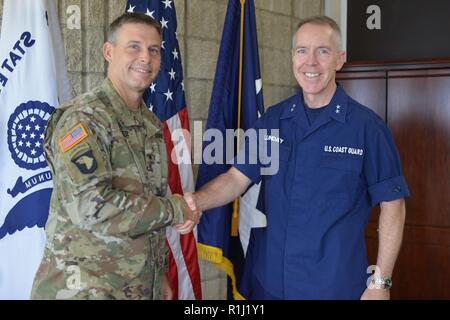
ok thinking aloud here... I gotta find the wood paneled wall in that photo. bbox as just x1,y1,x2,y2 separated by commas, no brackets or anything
337,61,450,299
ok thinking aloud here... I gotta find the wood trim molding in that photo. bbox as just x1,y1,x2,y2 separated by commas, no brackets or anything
339,59,450,73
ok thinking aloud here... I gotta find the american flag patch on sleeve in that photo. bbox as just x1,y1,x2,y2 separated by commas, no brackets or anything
59,123,89,153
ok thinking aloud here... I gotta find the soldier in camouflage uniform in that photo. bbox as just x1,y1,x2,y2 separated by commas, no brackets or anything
31,13,198,300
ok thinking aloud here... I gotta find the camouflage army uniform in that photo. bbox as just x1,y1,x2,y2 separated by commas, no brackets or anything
31,79,186,300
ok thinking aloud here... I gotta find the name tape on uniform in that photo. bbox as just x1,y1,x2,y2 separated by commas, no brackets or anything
324,145,364,156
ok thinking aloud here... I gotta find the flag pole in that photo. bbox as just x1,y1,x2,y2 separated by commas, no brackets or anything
231,0,246,237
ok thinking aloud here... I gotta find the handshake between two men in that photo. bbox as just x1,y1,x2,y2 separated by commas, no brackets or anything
172,167,253,234
173,192,202,234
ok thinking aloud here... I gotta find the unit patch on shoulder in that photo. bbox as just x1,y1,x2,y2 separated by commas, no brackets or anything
59,123,88,152
71,150,98,174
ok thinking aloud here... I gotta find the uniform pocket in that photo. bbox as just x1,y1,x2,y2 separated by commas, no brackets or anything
262,144,291,177
110,133,145,194
279,145,291,162
144,136,167,196
318,156,364,210
320,155,362,173
158,140,168,189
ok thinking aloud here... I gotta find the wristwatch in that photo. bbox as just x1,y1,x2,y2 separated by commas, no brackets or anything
372,277,393,290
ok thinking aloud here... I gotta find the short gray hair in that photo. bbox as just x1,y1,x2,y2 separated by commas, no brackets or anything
292,15,343,51
107,12,162,44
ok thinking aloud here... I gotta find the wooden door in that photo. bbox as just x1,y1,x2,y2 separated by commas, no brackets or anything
385,68,450,299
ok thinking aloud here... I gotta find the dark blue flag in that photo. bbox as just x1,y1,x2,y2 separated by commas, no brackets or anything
196,0,265,300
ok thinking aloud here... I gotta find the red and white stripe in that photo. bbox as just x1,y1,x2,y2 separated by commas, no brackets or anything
163,108,202,300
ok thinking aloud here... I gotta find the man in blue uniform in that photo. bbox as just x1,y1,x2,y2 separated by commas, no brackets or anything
182,16,409,299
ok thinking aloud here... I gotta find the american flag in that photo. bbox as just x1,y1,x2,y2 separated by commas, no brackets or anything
125,0,202,300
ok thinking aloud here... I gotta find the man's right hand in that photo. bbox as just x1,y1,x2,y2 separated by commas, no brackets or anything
173,193,201,234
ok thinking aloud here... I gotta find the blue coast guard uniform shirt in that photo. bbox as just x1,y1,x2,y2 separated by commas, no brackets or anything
233,85,410,299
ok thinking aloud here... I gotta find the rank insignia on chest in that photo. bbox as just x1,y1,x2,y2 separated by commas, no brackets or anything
71,150,97,174
59,123,89,152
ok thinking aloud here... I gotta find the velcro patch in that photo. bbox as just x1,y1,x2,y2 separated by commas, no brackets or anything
59,123,88,152
71,150,98,174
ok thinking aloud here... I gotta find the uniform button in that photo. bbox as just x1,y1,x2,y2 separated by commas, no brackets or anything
392,186,402,193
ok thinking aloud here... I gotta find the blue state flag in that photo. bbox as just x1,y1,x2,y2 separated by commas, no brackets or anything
0,0,71,299
196,0,265,300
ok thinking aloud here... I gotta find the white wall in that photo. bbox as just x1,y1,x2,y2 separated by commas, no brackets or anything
324,0,347,52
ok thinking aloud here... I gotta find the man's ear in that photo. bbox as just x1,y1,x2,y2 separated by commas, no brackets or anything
336,51,347,71
103,42,113,63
